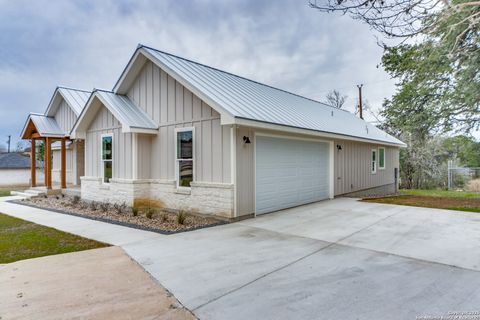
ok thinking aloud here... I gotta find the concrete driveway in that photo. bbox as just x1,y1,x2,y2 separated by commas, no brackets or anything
2,197,480,319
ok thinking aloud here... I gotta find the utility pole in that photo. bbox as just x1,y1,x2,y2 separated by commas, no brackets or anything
357,84,363,119
7,135,11,153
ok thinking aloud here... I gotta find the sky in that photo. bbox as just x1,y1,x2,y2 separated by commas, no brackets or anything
0,0,400,150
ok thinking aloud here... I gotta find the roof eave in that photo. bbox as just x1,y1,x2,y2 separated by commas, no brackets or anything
233,118,407,147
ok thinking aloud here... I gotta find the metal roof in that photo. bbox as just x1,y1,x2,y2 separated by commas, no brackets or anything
0,152,43,169
95,90,158,131
21,113,66,138
57,87,91,116
140,45,404,146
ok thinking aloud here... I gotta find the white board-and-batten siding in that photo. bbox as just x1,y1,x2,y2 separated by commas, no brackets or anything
126,60,231,184
85,107,134,179
54,99,78,134
333,139,399,196
85,60,232,184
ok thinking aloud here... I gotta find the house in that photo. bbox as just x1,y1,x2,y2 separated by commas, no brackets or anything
21,87,90,189
0,152,44,187
64,44,405,219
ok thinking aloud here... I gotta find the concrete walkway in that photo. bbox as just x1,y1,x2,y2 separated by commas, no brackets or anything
1,196,480,319
0,246,195,320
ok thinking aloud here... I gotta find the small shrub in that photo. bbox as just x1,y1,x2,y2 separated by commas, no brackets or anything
72,195,80,205
113,202,127,214
176,210,187,225
99,202,110,212
89,201,98,211
146,208,154,219
79,201,89,210
131,207,139,217
160,213,168,222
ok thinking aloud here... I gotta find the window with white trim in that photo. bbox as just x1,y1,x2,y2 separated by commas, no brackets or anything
102,135,113,183
379,147,385,169
371,149,377,174
175,128,194,188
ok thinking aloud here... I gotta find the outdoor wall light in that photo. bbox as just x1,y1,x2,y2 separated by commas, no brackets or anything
243,136,251,144
336,144,342,150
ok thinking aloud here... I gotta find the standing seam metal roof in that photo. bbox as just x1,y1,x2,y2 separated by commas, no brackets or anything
58,87,91,116
141,45,404,146
28,114,66,137
95,90,158,130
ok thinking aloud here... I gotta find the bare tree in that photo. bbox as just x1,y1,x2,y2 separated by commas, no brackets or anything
309,0,480,42
323,90,348,109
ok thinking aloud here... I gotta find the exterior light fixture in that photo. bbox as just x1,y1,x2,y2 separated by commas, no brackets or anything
243,136,251,144
336,144,342,150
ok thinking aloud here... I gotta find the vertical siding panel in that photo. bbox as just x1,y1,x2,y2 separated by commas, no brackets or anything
211,118,222,182
222,126,231,183
184,90,193,122
201,101,211,118
160,70,168,124
194,121,202,182
146,61,154,119
153,65,160,124
175,83,184,122
201,120,212,181
167,75,176,123
167,125,175,180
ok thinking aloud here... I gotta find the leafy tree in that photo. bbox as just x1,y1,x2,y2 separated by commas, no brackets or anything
441,135,480,167
322,90,348,109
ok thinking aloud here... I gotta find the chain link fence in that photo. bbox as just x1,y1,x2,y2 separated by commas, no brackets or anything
447,161,480,191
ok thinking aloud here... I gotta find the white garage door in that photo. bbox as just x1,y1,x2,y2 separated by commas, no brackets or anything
255,136,330,215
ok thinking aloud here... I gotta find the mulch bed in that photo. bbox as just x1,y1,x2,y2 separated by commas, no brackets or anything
362,195,480,213
12,196,228,235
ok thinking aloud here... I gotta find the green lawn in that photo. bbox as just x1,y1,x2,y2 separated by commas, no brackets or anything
0,213,108,263
400,189,480,199
0,190,10,197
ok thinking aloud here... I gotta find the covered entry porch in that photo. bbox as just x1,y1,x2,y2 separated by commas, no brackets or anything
21,114,70,190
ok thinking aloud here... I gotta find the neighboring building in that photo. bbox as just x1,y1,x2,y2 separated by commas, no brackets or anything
21,87,90,188
66,44,405,219
0,152,44,187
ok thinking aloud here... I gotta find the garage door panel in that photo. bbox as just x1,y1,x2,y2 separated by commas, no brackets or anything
255,136,330,215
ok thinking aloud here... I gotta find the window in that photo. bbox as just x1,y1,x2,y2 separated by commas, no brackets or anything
371,149,377,174
175,128,194,188
379,147,385,169
102,135,113,183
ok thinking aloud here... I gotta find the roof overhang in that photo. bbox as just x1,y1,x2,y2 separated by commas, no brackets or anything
20,114,67,140
71,91,158,139
232,117,407,147
112,46,235,125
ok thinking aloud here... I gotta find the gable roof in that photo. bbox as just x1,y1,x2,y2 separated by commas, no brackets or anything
45,86,91,117
114,45,405,147
21,113,66,139
0,152,43,169
71,90,158,139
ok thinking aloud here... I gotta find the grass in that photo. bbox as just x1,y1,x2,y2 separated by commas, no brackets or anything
0,213,108,263
400,189,480,199
363,189,480,213
0,190,10,197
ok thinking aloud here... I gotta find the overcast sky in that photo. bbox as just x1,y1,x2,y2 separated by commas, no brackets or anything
0,0,399,150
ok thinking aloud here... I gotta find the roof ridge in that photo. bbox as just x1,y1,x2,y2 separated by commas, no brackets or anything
57,85,91,93
139,44,350,114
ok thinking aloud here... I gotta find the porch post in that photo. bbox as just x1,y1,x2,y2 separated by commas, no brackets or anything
45,137,52,189
61,138,66,189
31,138,36,187
44,138,48,188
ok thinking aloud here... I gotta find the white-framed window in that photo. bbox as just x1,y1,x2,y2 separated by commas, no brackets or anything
101,134,113,183
175,127,194,188
378,147,385,170
371,149,377,174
